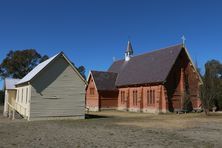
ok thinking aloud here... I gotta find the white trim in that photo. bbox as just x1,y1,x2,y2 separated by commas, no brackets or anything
87,71,99,92
3,90,8,116
61,53,87,85
16,52,87,86
86,71,91,82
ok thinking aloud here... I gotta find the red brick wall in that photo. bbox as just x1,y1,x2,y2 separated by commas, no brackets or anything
86,75,118,111
118,88,129,110
118,85,167,113
165,48,201,112
184,61,201,109
85,75,99,111
86,48,201,113
100,90,118,109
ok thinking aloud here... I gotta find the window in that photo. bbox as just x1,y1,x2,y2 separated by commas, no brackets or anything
121,91,125,104
147,90,150,104
133,90,137,106
17,90,19,102
26,88,28,104
153,90,155,104
90,88,95,95
150,90,152,104
147,90,155,105
21,89,23,103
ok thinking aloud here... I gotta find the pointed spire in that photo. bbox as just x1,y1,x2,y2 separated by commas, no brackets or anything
126,40,134,55
125,40,134,61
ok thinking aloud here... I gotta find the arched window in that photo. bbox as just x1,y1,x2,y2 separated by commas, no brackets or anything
90,88,95,95
153,90,155,104
147,90,150,105
147,89,155,105
133,90,137,106
150,90,152,104
121,91,125,104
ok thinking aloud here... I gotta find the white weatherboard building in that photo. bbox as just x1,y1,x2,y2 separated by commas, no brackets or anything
3,52,86,121
3,78,20,118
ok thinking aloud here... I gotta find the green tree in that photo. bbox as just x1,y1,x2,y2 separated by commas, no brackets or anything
0,49,49,79
0,90,4,104
77,65,86,80
70,62,86,80
200,60,222,115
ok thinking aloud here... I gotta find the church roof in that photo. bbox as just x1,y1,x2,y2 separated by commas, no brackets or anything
108,44,184,86
90,71,118,91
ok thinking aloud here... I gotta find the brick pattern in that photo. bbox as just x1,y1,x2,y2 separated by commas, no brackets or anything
86,76,118,111
118,85,164,113
86,49,201,113
165,49,201,111
100,91,118,109
86,75,99,111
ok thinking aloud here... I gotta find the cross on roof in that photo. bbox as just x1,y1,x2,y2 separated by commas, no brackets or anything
181,35,186,45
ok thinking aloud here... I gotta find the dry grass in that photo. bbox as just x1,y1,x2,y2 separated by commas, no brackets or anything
91,110,222,129
1,108,222,147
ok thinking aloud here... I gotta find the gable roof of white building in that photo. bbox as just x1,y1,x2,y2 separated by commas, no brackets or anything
16,52,86,85
4,78,20,90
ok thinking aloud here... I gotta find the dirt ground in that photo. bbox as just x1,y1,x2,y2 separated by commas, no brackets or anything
0,106,222,148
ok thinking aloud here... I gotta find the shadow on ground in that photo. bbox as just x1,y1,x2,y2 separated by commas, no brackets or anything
85,114,109,119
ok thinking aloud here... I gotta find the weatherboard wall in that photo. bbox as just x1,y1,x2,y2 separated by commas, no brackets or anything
15,85,31,119
29,56,85,120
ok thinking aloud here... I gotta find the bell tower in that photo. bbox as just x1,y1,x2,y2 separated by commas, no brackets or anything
125,40,134,61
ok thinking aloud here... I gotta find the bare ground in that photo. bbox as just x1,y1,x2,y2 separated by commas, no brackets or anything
0,107,222,148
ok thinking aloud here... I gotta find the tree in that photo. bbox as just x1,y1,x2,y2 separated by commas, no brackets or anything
200,60,222,115
70,62,86,80
77,65,86,80
0,90,4,104
0,49,49,79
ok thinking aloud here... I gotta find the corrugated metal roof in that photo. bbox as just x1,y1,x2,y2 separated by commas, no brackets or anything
16,52,61,85
4,78,20,90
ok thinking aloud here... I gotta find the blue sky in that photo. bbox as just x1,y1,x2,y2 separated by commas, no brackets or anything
1,0,222,89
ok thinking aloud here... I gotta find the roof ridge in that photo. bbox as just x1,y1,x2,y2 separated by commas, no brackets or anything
109,43,185,86
135,43,183,57
16,52,62,85
91,70,117,74
113,43,183,63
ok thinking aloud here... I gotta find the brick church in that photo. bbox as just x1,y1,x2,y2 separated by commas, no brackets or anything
86,41,202,113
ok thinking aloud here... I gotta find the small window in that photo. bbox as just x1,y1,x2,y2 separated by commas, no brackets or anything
90,88,95,95
26,88,28,104
21,89,23,103
147,90,150,105
17,90,19,102
147,89,155,105
153,90,155,104
133,90,137,106
121,91,125,104
150,90,152,104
